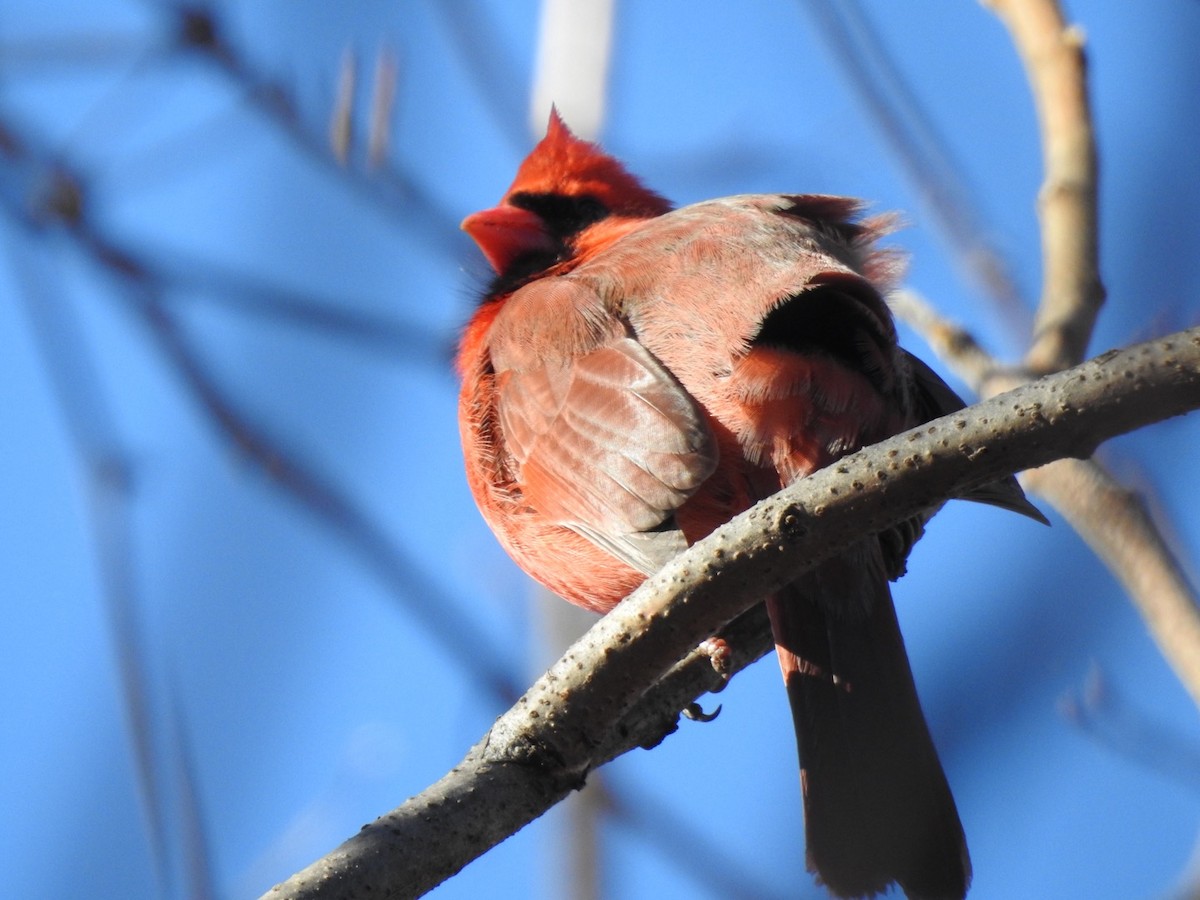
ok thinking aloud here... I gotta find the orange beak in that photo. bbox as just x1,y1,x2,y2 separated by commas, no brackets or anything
461,204,556,274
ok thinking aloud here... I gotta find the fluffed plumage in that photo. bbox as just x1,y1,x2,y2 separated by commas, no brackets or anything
457,111,1043,899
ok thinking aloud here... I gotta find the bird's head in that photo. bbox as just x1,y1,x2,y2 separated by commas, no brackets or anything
462,108,671,277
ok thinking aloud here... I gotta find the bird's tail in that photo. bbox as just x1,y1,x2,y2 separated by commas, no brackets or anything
767,546,970,900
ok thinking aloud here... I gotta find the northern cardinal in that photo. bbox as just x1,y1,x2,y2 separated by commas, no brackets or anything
458,111,1042,900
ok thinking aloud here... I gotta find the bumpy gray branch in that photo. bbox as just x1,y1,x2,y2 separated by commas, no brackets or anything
266,329,1200,900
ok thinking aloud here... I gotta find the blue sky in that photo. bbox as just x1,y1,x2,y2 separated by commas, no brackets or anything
3,2,1200,898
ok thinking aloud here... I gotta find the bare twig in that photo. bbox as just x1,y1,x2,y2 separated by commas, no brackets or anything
890,289,1006,389
984,0,1104,371
367,47,398,169
329,47,355,164
266,330,1200,898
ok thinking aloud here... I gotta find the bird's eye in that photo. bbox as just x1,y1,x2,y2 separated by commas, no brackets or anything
508,192,609,238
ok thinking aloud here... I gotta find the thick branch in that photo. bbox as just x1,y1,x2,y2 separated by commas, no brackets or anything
984,0,1104,371
266,328,1200,900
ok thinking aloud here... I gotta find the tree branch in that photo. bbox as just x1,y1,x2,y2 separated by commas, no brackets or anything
894,289,1200,708
265,327,1200,899
983,0,1104,372
899,6,1200,723
890,288,1007,389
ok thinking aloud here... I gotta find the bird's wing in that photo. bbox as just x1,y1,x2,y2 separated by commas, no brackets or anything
489,277,719,574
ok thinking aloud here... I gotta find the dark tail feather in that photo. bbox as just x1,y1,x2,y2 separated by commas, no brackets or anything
767,550,970,900
903,348,1048,527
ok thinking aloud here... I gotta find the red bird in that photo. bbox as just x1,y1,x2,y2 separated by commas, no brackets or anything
458,111,1042,900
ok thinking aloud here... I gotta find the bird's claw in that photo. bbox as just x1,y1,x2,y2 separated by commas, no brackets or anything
683,702,722,723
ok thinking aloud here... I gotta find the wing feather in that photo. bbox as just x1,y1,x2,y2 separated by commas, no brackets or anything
487,273,719,575
500,338,716,534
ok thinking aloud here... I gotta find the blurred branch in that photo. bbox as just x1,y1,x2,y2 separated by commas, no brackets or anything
530,0,614,140
801,0,1028,331
1177,856,1200,900
0,32,145,69
9,228,214,899
170,686,218,900
535,592,604,900
605,775,796,900
367,47,398,169
890,289,1005,389
525,4,618,892
329,47,355,165
267,332,1200,898
166,3,463,255
1061,666,1200,793
556,780,604,900
984,0,1104,371
126,288,521,700
0,114,522,704
428,0,529,149
143,246,451,366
